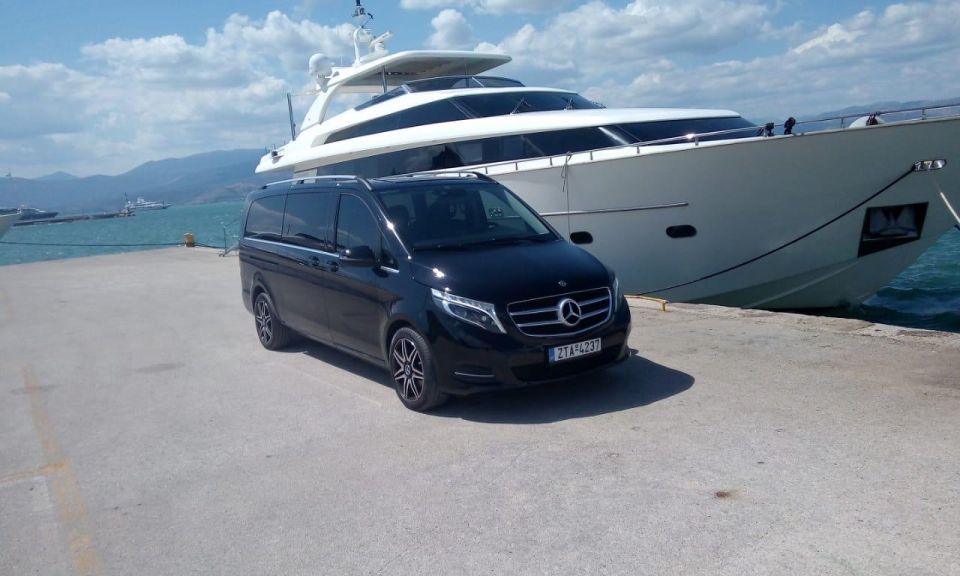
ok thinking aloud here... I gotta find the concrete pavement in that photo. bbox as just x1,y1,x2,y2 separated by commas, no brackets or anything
1,248,958,575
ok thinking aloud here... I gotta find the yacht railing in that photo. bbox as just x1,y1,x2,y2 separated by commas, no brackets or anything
473,102,960,175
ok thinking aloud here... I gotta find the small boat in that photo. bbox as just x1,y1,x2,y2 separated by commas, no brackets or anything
0,211,21,238
124,197,171,211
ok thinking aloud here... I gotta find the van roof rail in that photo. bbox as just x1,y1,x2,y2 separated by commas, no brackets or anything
262,175,372,190
378,171,497,183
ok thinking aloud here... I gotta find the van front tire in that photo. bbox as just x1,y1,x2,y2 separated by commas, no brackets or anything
389,327,448,412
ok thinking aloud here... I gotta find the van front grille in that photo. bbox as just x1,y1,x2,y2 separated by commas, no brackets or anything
507,287,611,337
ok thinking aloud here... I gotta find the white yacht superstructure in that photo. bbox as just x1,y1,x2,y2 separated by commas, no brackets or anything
256,3,960,309
125,197,171,211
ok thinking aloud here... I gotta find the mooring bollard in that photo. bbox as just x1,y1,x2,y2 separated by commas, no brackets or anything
184,232,195,247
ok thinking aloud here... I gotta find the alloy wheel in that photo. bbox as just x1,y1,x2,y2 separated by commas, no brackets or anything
255,298,272,344
392,337,424,401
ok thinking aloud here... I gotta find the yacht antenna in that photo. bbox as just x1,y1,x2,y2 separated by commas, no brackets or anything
353,0,393,66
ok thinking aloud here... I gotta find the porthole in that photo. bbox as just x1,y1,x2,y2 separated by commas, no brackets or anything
666,225,697,239
570,231,593,244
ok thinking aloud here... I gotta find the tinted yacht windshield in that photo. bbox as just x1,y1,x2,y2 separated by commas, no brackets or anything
376,183,556,250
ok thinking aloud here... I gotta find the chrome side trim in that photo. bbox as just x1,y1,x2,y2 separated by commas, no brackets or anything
245,236,338,258
540,202,688,217
245,236,401,273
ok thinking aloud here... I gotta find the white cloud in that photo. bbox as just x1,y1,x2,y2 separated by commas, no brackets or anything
427,9,475,50
578,0,960,118
401,0,571,14
2,1,959,178
477,0,774,83
0,11,355,177
475,0,960,120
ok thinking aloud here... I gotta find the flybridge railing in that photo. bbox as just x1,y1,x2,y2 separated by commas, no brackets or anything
473,102,960,175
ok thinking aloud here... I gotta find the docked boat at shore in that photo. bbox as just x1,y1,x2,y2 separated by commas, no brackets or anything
256,2,960,309
0,206,59,222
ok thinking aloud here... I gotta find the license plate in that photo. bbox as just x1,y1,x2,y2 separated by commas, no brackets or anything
549,338,601,363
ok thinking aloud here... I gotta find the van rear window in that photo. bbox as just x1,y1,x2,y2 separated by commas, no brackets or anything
244,196,286,240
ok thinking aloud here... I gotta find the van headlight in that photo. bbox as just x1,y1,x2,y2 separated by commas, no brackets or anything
431,288,506,333
613,276,624,311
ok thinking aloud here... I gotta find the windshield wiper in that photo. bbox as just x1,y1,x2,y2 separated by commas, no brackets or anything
414,243,467,251
469,236,545,247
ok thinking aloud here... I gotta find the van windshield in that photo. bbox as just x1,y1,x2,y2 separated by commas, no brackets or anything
377,183,556,250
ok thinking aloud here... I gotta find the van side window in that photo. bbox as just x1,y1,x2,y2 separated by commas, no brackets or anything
336,195,379,252
283,192,334,252
336,194,397,268
244,195,286,240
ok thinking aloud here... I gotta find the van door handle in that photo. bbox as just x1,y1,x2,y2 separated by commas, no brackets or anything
327,260,340,272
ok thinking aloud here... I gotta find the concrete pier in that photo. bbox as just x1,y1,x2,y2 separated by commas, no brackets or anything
1,248,958,575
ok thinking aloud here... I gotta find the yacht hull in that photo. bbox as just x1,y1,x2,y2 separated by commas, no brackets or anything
479,118,960,309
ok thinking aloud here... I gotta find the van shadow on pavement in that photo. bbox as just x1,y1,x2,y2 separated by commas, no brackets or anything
433,351,694,424
284,342,694,424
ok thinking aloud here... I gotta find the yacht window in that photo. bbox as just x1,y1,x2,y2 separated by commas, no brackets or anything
525,128,621,156
244,195,286,241
397,100,468,130
454,92,602,118
328,100,468,144
353,76,524,112
405,76,524,92
618,117,757,144
354,86,410,111
282,191,335,252
329,91,602,144
317,127,629,178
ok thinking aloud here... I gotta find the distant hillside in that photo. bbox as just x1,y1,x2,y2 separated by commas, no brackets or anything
0,149,285,213
33,171,78,182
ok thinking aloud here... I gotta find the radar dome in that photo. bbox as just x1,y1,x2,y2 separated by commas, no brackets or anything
308,53,333,82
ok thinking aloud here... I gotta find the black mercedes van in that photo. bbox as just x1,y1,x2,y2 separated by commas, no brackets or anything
239,173,631,411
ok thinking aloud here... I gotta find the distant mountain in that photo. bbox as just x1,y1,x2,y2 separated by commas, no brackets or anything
0,149,286,213
33,171,78,182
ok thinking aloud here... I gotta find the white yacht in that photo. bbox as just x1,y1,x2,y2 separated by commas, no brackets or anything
125,197,170,211
0,211,21,238
256,2,960,309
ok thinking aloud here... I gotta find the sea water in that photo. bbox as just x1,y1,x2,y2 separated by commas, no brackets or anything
0,202,245,265
1,203,958,333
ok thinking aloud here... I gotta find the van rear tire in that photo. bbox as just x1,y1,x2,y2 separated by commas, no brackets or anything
254,292,291,350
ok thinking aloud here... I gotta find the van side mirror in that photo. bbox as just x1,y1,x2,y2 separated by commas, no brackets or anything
341,245,377,267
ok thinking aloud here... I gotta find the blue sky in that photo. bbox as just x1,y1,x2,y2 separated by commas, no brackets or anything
1,1,958,177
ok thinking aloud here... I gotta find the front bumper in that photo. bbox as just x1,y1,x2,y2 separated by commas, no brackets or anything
428,300,632,395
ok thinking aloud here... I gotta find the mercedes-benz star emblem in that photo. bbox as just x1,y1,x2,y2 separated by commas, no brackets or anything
558,280,567,287
557,298,582,327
